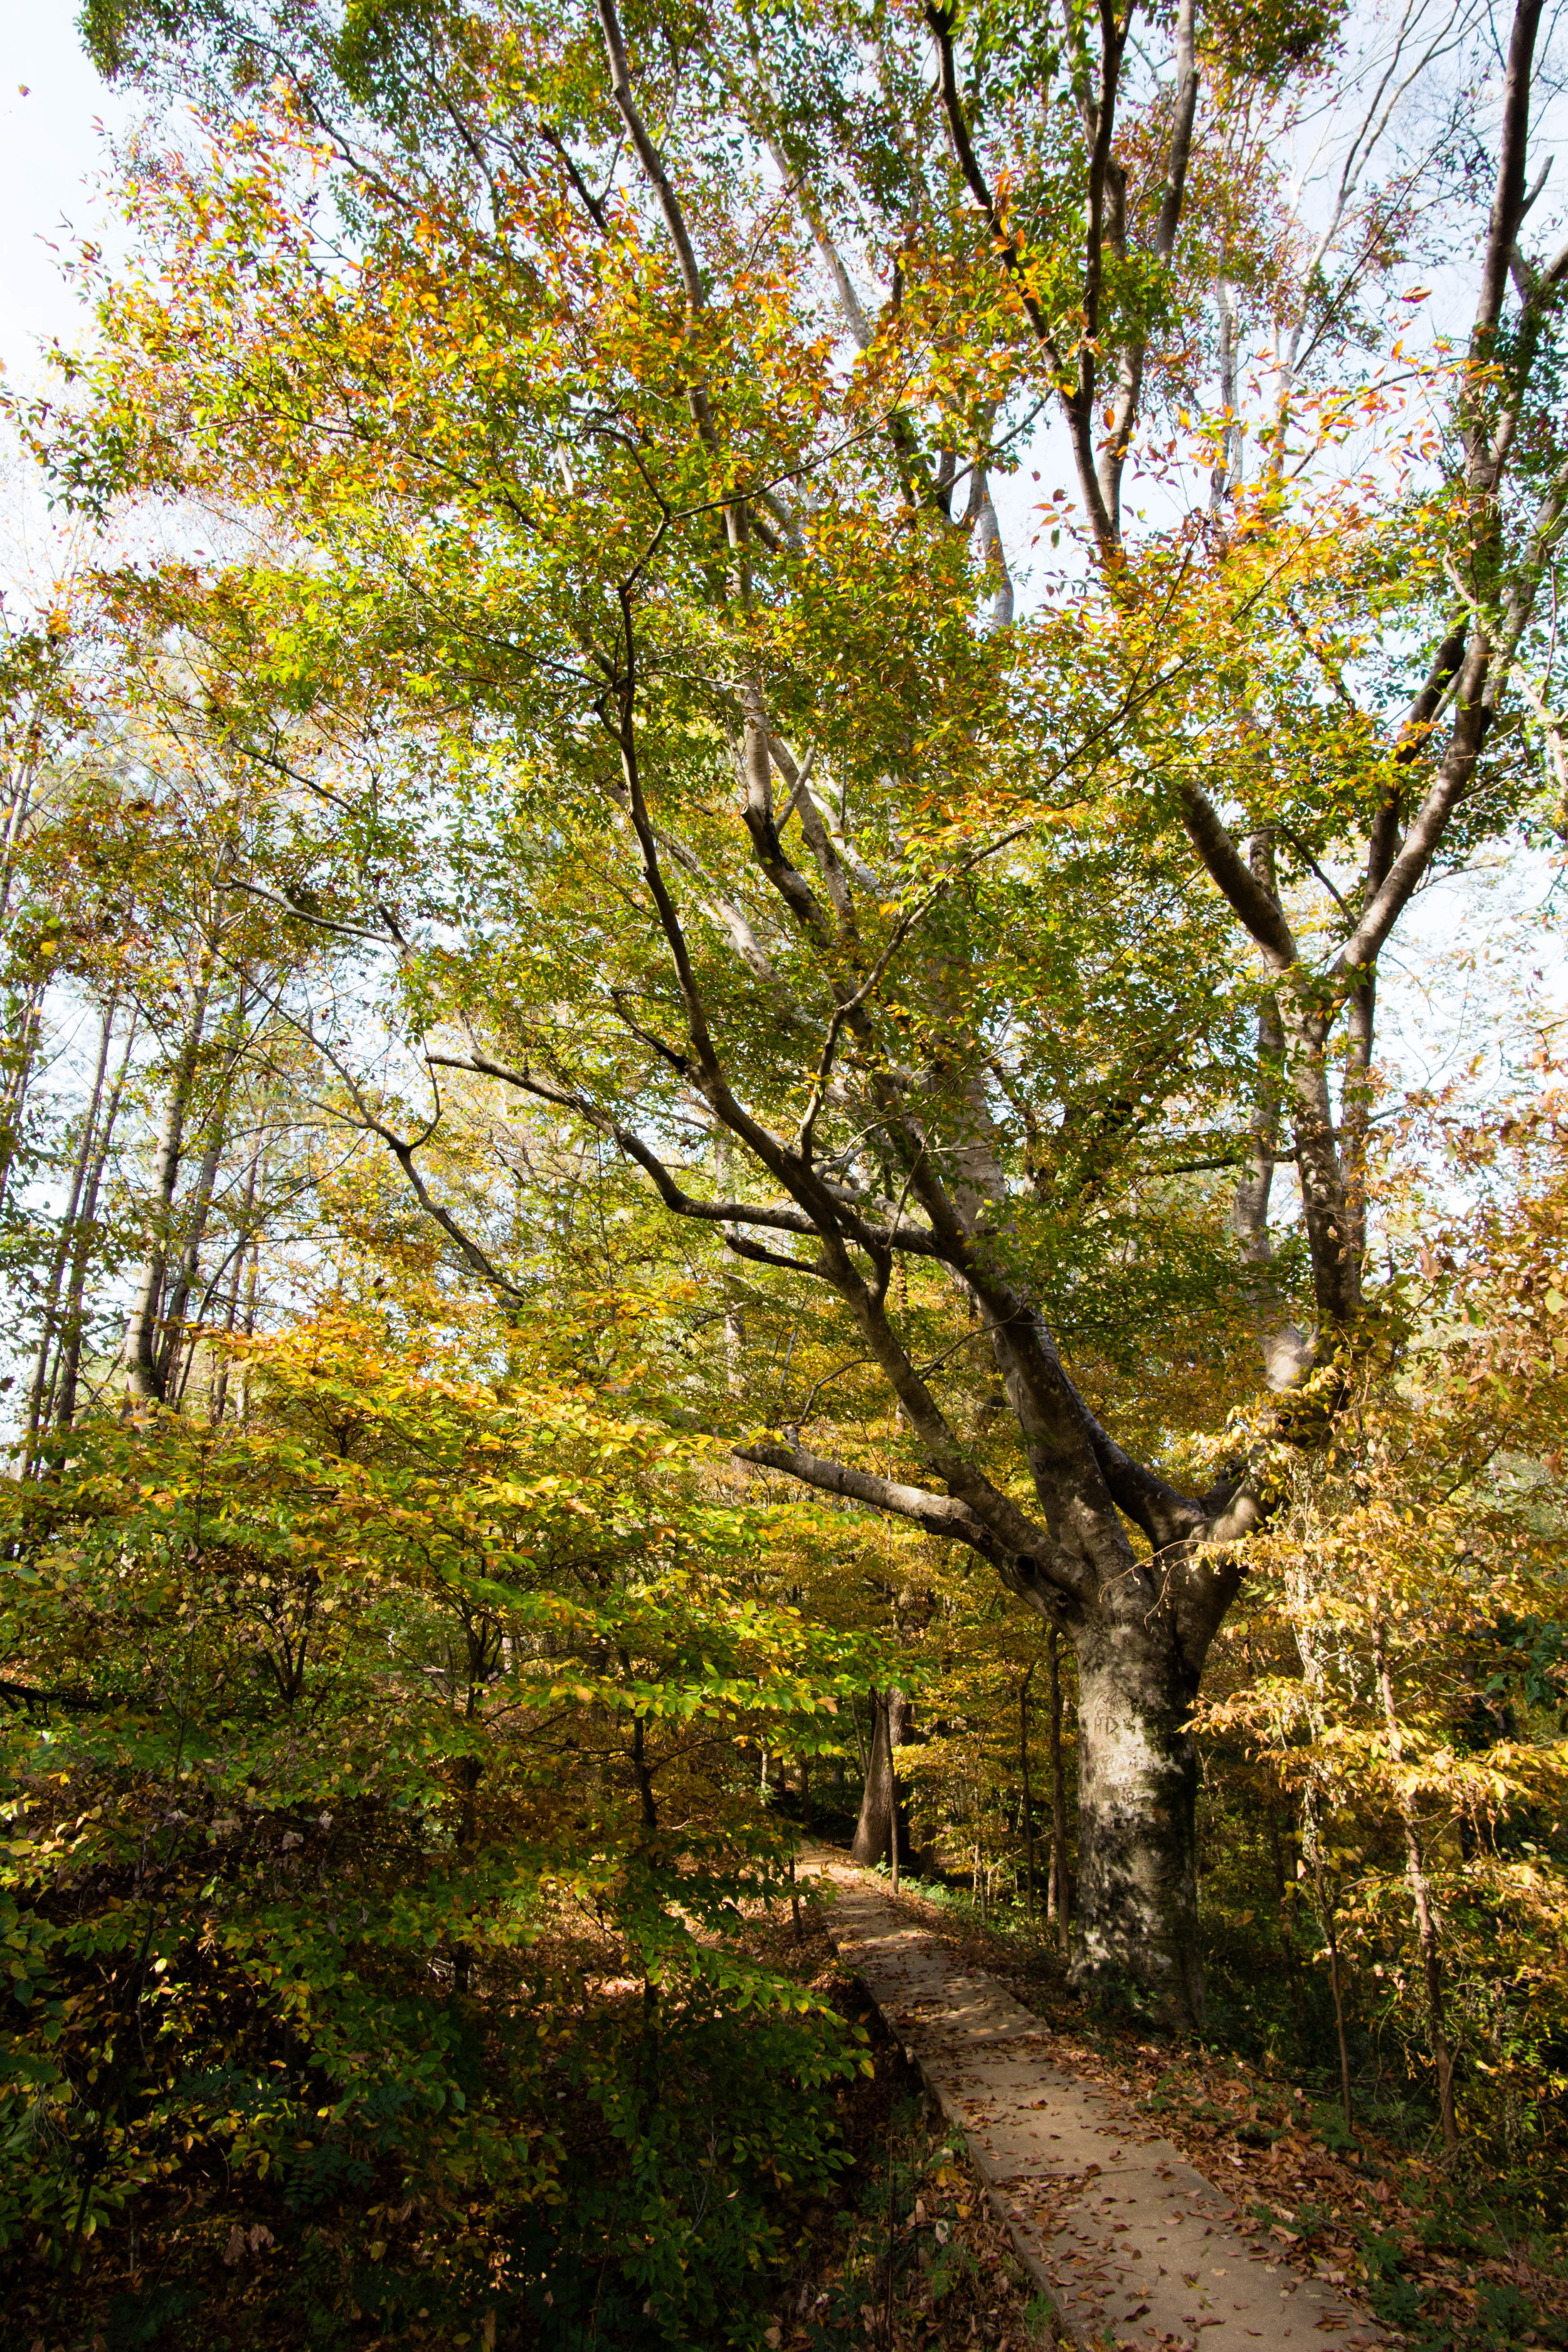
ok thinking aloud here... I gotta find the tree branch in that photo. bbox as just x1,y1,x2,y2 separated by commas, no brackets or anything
1171,784,1297,969
1472,0,1545,356
736,1433,1026,1567
596,0,706,311
926,7,1062,363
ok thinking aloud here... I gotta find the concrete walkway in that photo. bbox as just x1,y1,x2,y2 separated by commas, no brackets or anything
813,1862,1385,2352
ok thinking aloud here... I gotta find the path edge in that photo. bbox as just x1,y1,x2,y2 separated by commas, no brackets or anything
812,1876,1086,2349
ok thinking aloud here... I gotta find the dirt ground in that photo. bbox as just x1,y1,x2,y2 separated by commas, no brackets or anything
766,1871,1568,2352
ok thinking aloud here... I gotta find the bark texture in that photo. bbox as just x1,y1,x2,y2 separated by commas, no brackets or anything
1071,1623,1202,2025
850,1687,913,1868
121,968,212,1406
1046,1625,1073,1955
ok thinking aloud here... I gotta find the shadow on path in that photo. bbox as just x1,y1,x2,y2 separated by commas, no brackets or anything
809,1857,1387,2352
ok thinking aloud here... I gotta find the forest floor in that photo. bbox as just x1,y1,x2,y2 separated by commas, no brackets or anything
753,1855,1568,2352
21,1862,1566,2351
737,1890,1068,2352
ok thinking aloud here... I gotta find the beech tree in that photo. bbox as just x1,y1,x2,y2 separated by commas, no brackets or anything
63,0,1568,2023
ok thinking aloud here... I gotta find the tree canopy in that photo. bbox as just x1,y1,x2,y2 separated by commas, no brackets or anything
0,0,1565,2343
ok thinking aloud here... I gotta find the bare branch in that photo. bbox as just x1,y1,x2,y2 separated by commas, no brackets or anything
736,1433,1017,1559
596,0,706,312
1171,785,1297,969
1472,0,1545,358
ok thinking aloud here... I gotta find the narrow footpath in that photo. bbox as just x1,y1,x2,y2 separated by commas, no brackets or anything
813,1860,1386,2352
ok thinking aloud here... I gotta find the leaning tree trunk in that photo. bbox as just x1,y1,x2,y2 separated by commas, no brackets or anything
850,1686,913,1868
1069,1613,1203,2028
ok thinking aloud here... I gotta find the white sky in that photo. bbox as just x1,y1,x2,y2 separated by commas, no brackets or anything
0,4,130,386
0,3,1560,1113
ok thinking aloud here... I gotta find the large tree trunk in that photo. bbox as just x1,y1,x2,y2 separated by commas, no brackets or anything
1070,1617,1203,2027
850,1686,913,1868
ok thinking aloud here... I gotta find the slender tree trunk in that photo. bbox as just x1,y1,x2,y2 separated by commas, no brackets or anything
1046,1624,1072,1959
1399,1814,1458,2153
1268,1807,1300,1982
1302,1781,1355,2137
850,1687,911,1868
155,1088,231,1397
53,1006,141,1433
209,1146,262,1425
628,1702,659,1833
121,966,212,1405
1070,1618,1202,2025
1290,1567,1359,2123
1374,1623,1459,2155
21,997,117,1473
236,1235,261,1424
1019,1661,1037,1917
0,748,41,923
714,1130,748,1393
0,979,45,1222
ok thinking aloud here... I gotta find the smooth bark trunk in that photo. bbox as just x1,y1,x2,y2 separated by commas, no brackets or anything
1070,1619,1202,2026
1303,1783,1356,2137
1374,1624,1459,2154
21,998,117,1472
156,1094,230,1397
209,1146,262,1424
1046,1624,1072,1957
1019,1662,1036,1915
53,1009,140,1432
1342,974,1376,1274
0,980,45,1222
236,1236,261,1423
121,968,212,1405
850,1686,912,1868
1278,985,1361,1330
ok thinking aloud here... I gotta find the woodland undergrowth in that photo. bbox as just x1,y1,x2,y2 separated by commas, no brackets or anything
872,1873,1568,2352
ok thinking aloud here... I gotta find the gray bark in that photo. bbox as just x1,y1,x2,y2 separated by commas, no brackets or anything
850,1686,913,1868
1046,1624,1072,1955
1374,1621,1459,2155
156,1086,230,1399
22,997,117,1470
1071,1618,1202,2024
1234,988,1314,1389
359,0,1555,2040
209,1145,261,1425
0,980,45,1223
120,966,212,1406
53,1007,140,1432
